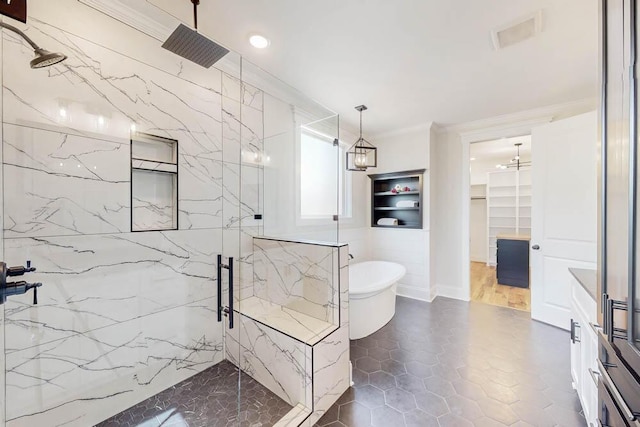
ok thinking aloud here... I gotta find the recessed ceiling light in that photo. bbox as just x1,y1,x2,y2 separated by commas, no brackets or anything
249,34,270,49
470,157,476,161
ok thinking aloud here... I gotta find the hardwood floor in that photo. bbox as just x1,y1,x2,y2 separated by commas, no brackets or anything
470,261,531,312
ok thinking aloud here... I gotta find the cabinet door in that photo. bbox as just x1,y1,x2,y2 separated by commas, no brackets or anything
570,304,582,392
496,239,529,287
581,322,599,424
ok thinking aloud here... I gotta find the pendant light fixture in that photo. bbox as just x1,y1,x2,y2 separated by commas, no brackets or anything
496,142,531,170
346,105,377,171
510,142,531,170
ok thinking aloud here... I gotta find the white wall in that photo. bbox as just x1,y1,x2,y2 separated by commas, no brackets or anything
431,100,596,302
432,130,466,299
337,129,370,261
351,124,434,301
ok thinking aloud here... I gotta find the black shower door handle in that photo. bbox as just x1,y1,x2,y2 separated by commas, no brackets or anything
216,255,234,329
217,254,222,322
228,257,234,329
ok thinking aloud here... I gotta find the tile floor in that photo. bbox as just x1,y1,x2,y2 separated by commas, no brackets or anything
315,296,585,427
97,360,292,427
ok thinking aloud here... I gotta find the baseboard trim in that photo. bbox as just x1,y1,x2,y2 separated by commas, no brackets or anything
436,284,470,301
396,284,435,302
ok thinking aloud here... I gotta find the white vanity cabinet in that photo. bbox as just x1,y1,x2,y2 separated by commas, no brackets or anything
569,269,599,427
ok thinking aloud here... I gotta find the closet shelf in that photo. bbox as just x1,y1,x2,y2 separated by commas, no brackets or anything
374,224,421,229
374,191,420,196
485,168,531,264
374,207,419,211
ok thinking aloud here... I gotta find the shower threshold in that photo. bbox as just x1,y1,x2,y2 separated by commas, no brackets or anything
96,360,293,427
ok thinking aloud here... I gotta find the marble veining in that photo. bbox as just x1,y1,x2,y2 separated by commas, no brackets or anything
239,296,337,346
226,313,312,408
222,162,262,229
6,300,223,426
310,328,351,425
253,238,338,324
179,155,223,230
132,172,176,231
3,124,129,238
4,22,224,160
3,229,220,353
242,82,264,111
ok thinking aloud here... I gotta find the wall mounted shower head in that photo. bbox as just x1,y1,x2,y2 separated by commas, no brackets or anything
0,21,67,69
30,48,67,68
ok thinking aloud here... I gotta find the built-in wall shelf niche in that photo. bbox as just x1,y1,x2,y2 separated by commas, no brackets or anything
131,132,179,232
486,168,531,265
368,169,425,229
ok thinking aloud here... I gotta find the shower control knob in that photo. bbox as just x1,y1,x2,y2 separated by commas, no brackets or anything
7,260,36,277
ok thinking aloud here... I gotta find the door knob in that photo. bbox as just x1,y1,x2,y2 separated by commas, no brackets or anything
532,244,540,250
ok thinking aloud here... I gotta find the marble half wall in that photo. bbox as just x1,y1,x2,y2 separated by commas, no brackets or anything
226,238,350,426
253,237,339,324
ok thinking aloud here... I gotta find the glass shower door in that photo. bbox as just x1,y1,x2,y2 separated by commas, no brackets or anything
232,57,341,423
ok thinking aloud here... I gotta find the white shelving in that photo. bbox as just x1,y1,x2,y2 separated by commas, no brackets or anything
486,168,531,266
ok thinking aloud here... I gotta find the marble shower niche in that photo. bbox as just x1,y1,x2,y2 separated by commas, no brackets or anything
131,132,179,232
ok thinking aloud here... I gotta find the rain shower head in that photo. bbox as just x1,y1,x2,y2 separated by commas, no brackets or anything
161,0,229,68
0,21,67,69
162,23,229,68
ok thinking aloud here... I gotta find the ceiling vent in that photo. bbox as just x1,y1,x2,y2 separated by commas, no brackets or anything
491,11,542,50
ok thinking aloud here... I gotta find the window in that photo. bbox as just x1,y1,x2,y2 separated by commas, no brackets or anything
299,129,351,219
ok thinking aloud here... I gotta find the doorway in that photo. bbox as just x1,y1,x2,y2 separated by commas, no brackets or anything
468,136,532,312
460,110,598,330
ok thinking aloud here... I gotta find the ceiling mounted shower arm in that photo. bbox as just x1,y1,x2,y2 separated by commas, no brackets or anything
0,21,42,51
192,0,200,30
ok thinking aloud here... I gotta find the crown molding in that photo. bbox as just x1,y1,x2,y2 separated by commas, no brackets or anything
436,98,597,135
78,0,174,41
372,121,434,140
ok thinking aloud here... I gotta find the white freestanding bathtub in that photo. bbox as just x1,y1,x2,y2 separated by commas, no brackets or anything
349,261,406,340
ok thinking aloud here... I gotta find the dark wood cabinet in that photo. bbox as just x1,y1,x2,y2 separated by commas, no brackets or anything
368,169,425,229
496,237,529,288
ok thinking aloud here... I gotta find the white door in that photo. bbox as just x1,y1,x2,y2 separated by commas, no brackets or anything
531,111,598,330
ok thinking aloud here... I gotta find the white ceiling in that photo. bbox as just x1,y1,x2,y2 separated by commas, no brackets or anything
470,135,532,185
147,0,598,136
470,135,531,165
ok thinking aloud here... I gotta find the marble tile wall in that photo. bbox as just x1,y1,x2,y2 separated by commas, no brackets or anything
225,314,313,409
309,327,351,425
0,9,265,426
227,238,349,426
253,238,339,324
307,245,351,425
1,4,344,427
